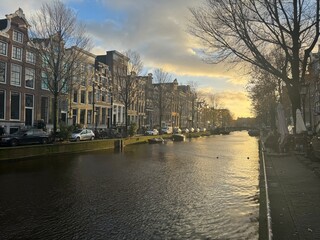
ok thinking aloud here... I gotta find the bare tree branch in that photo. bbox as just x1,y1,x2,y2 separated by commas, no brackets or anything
29,0,91,135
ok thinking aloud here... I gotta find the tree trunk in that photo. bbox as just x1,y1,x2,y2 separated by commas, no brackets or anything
53,94,59,139
125,106,128,137
286,83,301,133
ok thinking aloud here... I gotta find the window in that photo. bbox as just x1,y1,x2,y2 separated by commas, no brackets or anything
10,92,20,120
0,61,6,83
0,41,7,56
42,55,49,67
87,110,92,124
80,109,85,124
41,97,49,123
102,92,106,102
95,89,100,102
61,79,68,94
11,64,22,86
12,46,22,61
73,89,78,102
26,51,36,64
80,90,86,104
25,94,34,108
88,91,92,104
102,108,106,125
13,31,23,43
25,68,35,89
0,90,5,119
41,72,49,90
80,64,86,86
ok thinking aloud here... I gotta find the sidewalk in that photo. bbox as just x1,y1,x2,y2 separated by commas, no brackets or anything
261,151,320,239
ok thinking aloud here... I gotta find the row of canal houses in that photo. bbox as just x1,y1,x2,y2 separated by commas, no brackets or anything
0,9,196,134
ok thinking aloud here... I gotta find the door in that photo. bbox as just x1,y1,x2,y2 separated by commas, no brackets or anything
25,108,33,127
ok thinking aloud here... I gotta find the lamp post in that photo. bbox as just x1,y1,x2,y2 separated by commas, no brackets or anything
92,80,96,130
92,73,102,131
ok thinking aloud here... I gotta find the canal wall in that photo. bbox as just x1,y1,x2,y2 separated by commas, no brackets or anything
0,136,156,161
0,132,211,161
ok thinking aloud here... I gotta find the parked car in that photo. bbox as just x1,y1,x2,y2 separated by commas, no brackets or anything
0,128,50,147
196,128,200,132
190,127,195,133
200,127,206,132
173,127,182,134
145,129,159,135
161,127,173,134
182,128,189,134
70,129,95,141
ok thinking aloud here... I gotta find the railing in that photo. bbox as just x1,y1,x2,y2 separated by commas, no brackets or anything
261,141,273,240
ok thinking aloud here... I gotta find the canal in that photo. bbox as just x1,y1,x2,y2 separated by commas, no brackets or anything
0,131,260,239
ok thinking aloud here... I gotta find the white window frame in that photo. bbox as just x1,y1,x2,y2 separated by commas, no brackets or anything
0,61,6,84
80,90,86,104
26,51,36,64
10,91,20,121
25,94,34,113
0,89,5,120
25,68,35,89
41,72,49,90
13,30,23,43
10,64,22,86
0,41,7,56
12,46,22,61
73,89,78,103
41,96,49,123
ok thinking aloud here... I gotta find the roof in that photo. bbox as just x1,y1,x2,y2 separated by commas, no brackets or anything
5,8,30,28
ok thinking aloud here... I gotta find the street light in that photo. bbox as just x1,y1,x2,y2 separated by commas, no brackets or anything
92,73,102,131
108,85,113,128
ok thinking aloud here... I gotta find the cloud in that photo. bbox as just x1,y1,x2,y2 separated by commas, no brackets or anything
0,0,254,118
214,91,253,118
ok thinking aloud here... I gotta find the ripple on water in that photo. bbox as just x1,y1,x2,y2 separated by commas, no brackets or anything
0,131,259,239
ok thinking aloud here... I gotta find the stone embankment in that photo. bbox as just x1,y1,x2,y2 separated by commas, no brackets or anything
0,132,210,161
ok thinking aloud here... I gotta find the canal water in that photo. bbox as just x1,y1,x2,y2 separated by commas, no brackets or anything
0,131,260,239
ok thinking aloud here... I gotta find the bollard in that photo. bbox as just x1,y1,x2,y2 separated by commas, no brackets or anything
114,139,124,152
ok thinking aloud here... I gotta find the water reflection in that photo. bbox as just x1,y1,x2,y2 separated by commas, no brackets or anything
0,131,259,239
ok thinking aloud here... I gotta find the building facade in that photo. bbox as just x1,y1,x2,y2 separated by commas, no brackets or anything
0,9,197,135
0,9,54,134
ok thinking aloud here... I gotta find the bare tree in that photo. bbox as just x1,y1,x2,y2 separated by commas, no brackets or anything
247,66,279,128
187,81,199,128
29,0,91,135
115,50,144,136
152,68,173,132
189,0,320,125
125,50,143,75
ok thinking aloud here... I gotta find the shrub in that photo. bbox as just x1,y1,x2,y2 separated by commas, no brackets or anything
128,122,138,136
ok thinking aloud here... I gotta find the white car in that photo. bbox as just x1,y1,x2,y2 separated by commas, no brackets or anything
161,127,173,134
145,129,159,135
70,129,95,141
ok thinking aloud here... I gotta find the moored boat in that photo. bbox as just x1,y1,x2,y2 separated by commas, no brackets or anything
172,134,186,141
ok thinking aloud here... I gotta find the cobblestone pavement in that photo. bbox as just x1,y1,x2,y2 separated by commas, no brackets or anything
262,152,320,240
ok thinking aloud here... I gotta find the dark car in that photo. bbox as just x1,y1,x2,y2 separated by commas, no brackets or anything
0,129,50,147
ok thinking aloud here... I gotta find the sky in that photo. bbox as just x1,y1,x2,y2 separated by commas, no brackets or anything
0,0,253,119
